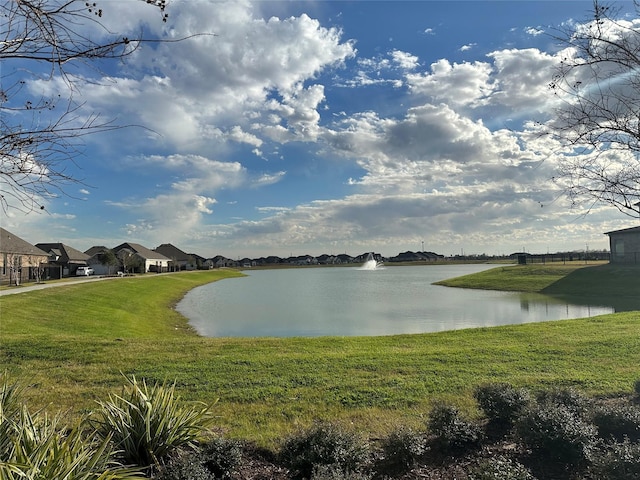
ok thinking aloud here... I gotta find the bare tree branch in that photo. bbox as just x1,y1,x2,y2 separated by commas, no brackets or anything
0,0,174,212
548,0,640,217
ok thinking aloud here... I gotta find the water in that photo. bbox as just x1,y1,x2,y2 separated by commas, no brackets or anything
176,264,618,338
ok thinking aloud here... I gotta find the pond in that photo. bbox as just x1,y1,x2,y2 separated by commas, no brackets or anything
176,264,628,338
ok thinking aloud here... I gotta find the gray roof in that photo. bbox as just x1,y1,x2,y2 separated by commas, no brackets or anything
605,226,640,235
113,242,170,260
154,243,192,262
35,242,89,263
0,228,49,257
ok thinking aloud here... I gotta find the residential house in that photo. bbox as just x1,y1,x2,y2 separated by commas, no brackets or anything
35,242,90,277
0,228,49,285
85,246,118,275
204,255,238,268
112,242,170,273
605,226,640,264
153,243,196,271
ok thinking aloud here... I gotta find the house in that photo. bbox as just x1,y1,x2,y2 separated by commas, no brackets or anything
85,246,118,275
605,226,640,264
112,242,170,273
35,242,90,277
0,228,49,285
153,243,196,271
204,255,238,268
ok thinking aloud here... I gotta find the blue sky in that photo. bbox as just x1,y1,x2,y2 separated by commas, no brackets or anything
4,0,638,258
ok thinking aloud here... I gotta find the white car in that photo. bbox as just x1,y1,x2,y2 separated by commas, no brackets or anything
76,266,94,276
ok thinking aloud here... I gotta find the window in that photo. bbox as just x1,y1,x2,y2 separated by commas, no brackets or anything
615,239,625,256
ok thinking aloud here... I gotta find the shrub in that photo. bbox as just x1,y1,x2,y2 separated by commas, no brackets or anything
310,464,372,479
201,436,243,479
536,387,591,418
469,455,537,480
591,439,640,480
92,375,216,468
156,452,214,480
634,379,640,397
516,402,597,466
592,404,640,442
474,383,530,429
279,422,371,480
379,425,426,472
427,403,483,454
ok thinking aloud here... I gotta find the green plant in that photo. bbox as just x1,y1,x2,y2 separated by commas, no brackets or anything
379,426,426,472
474,383,530,429
93,375,216,468
634,379,640,397
201,436,243,479
591,439,640,480
427,403,483,454
516,402,597,466
279,422,370,480
310,464,372,479
536,387,591,418
0,375,140,479
592,404,640,442
469,455,537,480
0,407,140,479
155,452,214,480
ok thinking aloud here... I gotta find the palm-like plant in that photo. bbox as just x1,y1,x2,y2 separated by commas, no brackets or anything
92,375,216,468
0,375,141,480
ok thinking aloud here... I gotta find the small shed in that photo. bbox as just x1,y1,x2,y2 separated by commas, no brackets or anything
605,226,640,265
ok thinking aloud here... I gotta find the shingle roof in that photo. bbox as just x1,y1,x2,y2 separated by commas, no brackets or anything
35,243,89,262
154,243,192,261
113,242,170,260
0,228,49,256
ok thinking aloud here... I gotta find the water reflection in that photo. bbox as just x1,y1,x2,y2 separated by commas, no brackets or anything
176,265,633,338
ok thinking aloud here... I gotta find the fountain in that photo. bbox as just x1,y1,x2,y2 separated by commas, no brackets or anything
360,252,384,270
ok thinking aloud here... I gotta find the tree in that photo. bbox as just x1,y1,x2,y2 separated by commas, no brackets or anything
0,0,169,212
549,0,640,217
96,248,118,275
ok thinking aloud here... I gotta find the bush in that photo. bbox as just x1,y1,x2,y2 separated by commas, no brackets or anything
516,402,597,466
92,375,216,468
634,379,640,397
427,403,483,454
156,452,214,480
379,426,426,472
279,422,370,480
310,464,372,479
591,439,640,480
592,404,640,442
469,455,537,480
536,387,591,418
474,383,530,429
201,437,243,479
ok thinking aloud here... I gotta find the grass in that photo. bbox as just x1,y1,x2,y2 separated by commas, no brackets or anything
1,267,639,448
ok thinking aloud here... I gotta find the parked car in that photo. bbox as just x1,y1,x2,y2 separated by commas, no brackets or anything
76,266,94,276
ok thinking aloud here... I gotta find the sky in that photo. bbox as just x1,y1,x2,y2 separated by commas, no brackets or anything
4,0,640,259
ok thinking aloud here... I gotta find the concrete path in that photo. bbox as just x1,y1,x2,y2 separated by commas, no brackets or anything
0,275,120,296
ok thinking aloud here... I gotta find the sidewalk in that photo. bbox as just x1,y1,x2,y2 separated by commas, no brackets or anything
0,275,117,296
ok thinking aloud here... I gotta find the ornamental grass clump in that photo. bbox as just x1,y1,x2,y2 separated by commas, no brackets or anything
0,375,140,479
92,375,216,468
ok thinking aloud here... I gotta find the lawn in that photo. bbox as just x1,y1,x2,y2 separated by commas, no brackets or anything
1,266,639,447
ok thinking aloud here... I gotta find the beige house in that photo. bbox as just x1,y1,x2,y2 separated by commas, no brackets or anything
605,226,640,265
0,228,49,285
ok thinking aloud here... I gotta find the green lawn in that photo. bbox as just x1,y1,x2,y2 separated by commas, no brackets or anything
1,267,639,447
